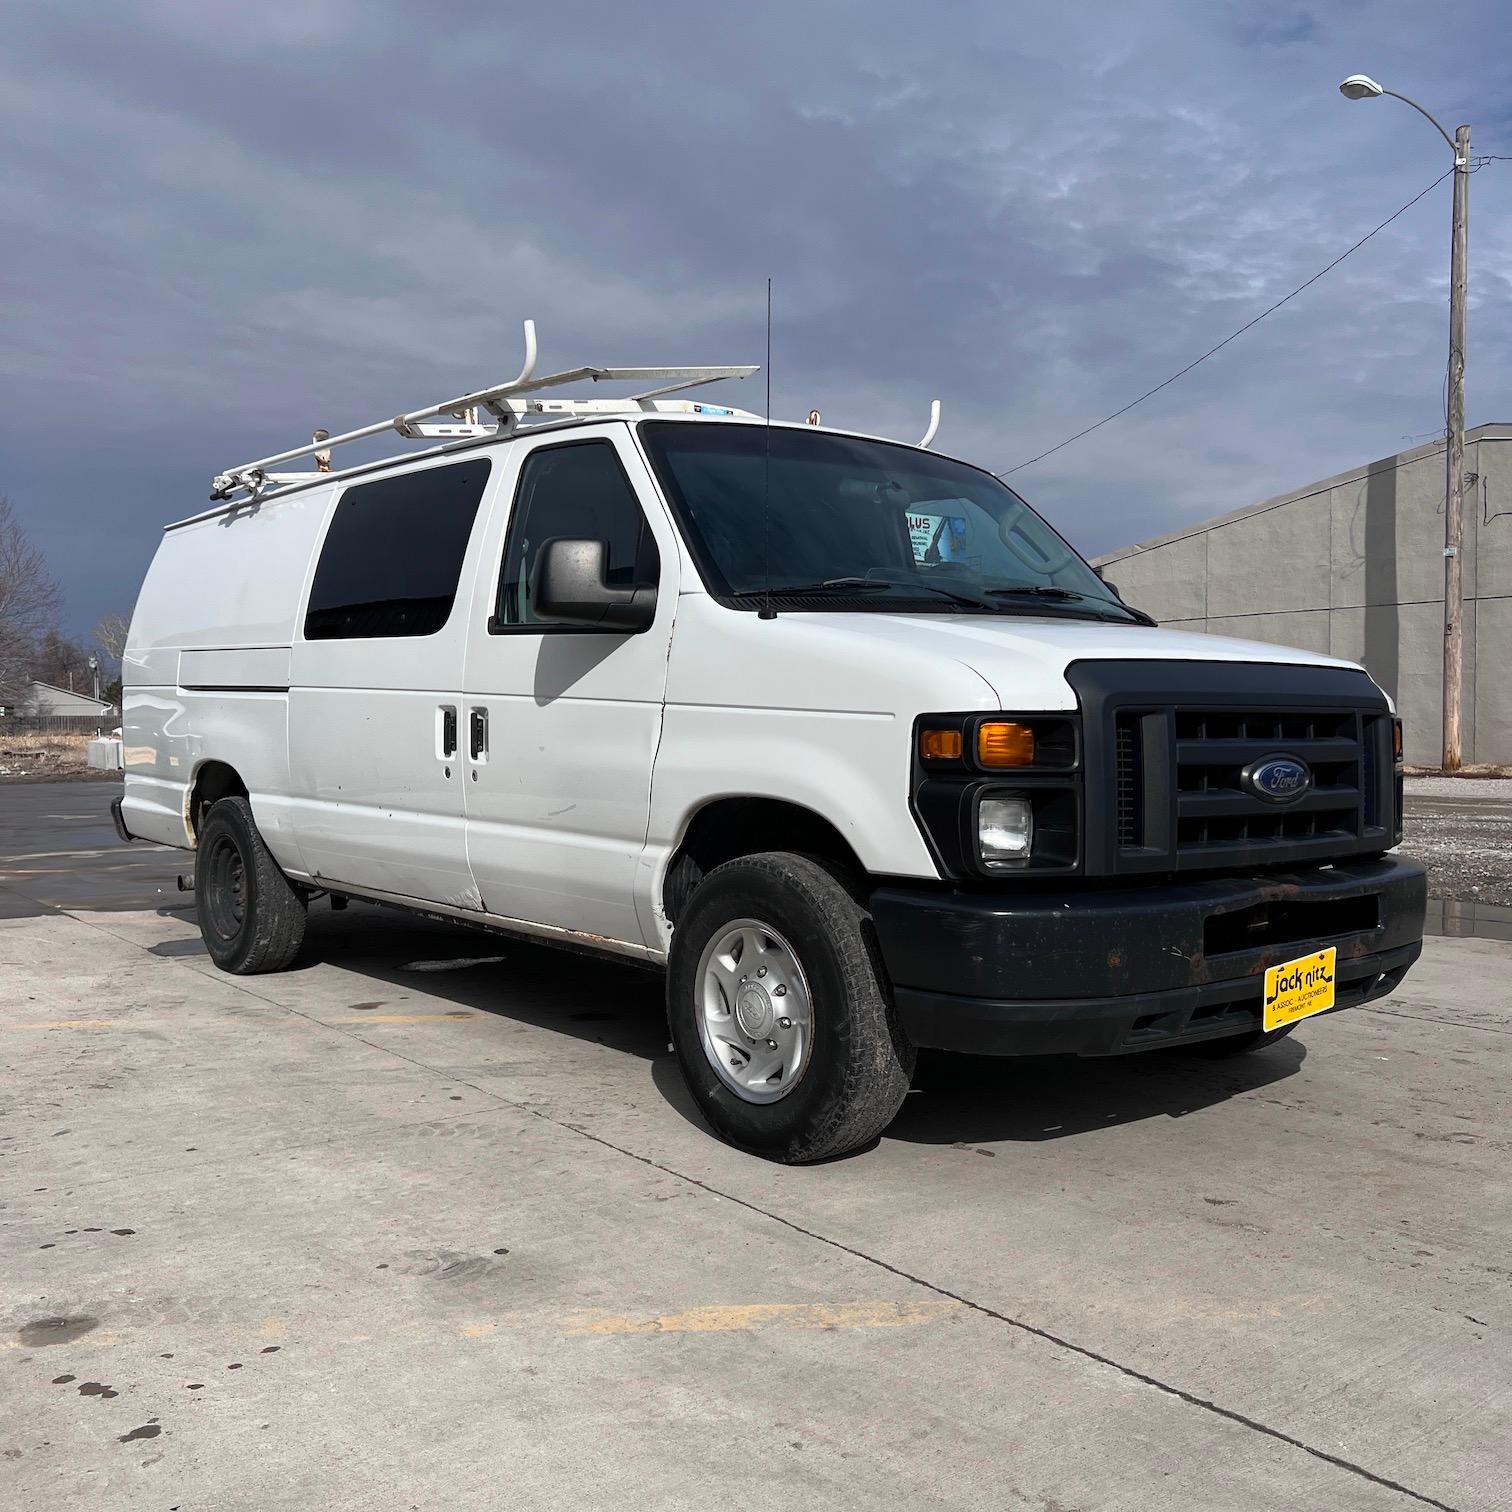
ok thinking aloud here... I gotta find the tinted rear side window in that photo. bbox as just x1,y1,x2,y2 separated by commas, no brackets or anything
305,459,490,640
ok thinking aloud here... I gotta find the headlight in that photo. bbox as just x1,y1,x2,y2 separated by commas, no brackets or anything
911,713,1081,878
979,794,1033,868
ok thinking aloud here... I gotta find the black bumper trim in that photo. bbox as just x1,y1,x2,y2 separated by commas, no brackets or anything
895,941,1420,1057
871,855,1426,1056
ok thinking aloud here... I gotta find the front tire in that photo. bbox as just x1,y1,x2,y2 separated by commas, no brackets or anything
667,852,914,1163
195,797,306,974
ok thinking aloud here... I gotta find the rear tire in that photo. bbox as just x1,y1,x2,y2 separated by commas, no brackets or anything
667,852,915,1163
195,797,306,974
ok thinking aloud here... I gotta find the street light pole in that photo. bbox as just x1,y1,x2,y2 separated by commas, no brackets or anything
1443,122,1470,771
1339,76,1470,770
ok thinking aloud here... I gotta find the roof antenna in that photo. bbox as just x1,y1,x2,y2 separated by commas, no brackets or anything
759,278,777,621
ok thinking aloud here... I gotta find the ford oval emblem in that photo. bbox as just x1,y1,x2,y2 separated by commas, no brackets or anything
1242,754,1312,804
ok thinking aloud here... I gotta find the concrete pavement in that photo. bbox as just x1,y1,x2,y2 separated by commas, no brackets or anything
2,783,1508,1511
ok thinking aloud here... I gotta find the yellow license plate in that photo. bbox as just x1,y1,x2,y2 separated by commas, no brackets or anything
1262,947,1337,1032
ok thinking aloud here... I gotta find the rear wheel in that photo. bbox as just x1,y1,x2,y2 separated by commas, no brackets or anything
668,852,914,1163
195,797,306,974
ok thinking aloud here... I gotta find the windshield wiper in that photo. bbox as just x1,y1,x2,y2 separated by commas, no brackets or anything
985,584,1156,626
984,584,1088,602
729,577,998,611
727,578,890,599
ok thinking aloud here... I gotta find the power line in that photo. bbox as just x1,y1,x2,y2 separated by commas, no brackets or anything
998,164,1460,477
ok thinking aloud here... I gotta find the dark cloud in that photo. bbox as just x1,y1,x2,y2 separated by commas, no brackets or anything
2,0,1508,628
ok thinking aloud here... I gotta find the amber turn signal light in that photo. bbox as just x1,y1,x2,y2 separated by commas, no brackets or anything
977,721,1036,767
919,728,964,762
1392,718,1404,761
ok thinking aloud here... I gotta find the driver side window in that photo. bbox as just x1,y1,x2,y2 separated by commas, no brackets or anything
494,440,660,629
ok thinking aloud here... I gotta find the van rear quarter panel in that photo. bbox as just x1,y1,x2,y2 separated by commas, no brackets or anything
121,486,333,858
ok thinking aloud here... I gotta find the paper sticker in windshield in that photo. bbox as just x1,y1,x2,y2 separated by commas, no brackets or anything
907,504,973,563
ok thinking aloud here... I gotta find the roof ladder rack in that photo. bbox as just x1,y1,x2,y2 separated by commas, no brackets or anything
210,320,759,500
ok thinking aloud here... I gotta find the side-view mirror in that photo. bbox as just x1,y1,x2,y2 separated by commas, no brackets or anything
1094,567,1121,599
530,538,657,632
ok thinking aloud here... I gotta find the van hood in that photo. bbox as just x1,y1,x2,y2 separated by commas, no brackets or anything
780,612,1363,712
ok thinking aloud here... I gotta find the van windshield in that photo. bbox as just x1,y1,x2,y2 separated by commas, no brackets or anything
639,422,1139,621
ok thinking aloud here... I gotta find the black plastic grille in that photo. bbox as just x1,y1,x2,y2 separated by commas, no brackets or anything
1172,707,1364,857
1070,662,1396,877
1115,717,1141,847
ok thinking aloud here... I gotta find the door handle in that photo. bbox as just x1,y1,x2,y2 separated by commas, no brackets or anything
469,706,488,761
440,705,458,759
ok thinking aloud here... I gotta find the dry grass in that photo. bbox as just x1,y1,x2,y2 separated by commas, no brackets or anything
1,731,94,755
0,729,108,781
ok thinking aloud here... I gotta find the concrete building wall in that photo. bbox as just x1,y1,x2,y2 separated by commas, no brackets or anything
1094,424,1512,767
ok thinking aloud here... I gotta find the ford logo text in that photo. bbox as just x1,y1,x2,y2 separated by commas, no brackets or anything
1242,755,1312,804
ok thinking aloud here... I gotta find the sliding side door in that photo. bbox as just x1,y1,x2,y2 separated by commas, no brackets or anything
287,455,494,906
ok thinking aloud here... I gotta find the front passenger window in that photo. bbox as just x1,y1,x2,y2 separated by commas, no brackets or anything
495,441,660,628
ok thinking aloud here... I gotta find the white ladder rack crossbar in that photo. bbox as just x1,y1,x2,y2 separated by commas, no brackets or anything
211,319,758,498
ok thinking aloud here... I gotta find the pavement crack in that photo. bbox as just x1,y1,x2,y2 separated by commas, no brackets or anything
67,904,1468,1512
228,974,1471,1512
533,1124,1466,1512
1361,1004,1512,1037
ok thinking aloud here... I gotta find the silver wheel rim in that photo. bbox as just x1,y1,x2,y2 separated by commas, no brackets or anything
695,919,814,1104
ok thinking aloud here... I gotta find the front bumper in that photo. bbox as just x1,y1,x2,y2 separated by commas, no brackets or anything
870,856,1426,1056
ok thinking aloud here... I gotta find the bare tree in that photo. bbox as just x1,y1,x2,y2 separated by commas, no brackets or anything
34,629,93,692
0,494,61,710
94,611,130,666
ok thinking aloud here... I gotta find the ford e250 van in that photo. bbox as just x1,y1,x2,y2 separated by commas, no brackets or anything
115,326,1427,1162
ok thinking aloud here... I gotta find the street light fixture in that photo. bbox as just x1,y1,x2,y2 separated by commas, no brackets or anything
1340,74,1470,771
1339,74,1383,101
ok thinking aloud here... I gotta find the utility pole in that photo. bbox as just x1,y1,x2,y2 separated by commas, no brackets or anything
1340,78,1473,770
1442,122,1470,771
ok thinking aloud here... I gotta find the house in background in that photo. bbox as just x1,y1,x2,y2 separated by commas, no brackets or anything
11,680,115,721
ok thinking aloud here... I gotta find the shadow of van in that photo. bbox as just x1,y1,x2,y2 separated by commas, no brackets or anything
285,900,1305,1154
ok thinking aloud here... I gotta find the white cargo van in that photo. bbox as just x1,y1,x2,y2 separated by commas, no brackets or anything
116,327,1426,1162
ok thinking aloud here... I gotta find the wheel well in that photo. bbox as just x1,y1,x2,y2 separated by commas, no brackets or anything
663,798,867,923
187,760,248,843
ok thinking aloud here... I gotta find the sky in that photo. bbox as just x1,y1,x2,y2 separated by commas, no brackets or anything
3,0,1511,638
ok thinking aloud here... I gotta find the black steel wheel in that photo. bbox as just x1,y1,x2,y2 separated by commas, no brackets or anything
195,797,306,974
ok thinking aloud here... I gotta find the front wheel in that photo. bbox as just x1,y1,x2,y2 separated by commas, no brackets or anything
195,797,307,974
667,852,915,1163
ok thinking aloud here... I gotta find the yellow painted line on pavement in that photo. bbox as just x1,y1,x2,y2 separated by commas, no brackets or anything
2,1332,124,1351
3,1019,120,1031
560,1300,964,1336
6,1302,958,1355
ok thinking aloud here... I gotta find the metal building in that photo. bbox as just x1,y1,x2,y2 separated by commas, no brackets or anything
1094,422,1512,767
